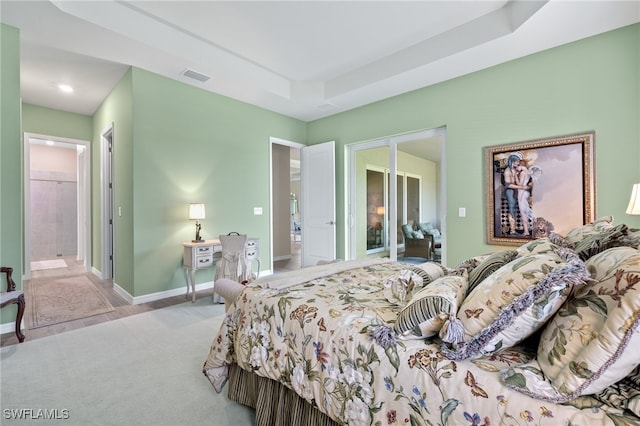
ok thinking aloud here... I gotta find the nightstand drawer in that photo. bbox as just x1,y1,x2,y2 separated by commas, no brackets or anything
245,249,259,260
196,245,214,255
196,255,214,268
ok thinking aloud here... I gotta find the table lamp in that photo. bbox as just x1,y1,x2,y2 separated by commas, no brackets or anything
189,203,206,242
626,183,640,215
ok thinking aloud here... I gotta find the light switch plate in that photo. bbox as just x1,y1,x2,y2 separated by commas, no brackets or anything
254,207,263,215
458,207,466,217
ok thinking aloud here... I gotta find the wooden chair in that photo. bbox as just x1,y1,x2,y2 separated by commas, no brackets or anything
214,233,248,304
418,223,442,261
401,224,432,260
0,267,25,342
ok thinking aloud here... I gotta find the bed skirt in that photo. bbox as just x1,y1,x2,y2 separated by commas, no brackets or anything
228,364,340,426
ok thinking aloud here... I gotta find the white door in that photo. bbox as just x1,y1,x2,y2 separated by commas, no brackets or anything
301,141,336,266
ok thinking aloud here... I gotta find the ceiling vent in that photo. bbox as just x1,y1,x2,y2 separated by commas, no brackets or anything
180,68,211,83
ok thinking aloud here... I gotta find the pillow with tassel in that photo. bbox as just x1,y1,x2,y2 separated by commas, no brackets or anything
393,273,468,341
442,248,589,360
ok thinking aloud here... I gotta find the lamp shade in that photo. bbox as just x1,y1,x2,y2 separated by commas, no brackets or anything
189,203,206,220
626,183,640,215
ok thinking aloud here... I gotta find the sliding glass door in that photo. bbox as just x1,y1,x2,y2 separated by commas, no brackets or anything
364,168,421,254
347,127,446,262
366,168,385,251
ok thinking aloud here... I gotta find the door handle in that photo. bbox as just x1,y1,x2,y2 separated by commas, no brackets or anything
326,221,335,225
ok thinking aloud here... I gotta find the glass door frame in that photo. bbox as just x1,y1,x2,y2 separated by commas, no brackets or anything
347,127,447,262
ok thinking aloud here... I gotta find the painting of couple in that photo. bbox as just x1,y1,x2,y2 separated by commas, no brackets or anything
485,132,595,245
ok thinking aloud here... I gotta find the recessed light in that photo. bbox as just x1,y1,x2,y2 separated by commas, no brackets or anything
58,84,74,93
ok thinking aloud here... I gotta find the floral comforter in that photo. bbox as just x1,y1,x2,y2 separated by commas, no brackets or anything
204,259,639,425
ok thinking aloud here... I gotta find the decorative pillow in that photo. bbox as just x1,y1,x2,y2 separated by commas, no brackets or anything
531,246,640,400
564,216,615,245
572,223,629,260
412,230,425,239
593,365,640,417
426,229,441,239
466,250,518,294
384,269,424,305
410,262,448,285
417,222,434,233
441,248,589,360
516,237,560,257
394,274,468,340
620,229,640,249
452,255,487,275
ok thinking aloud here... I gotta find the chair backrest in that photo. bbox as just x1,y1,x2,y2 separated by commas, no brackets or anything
1,267,16,292
401,224,414,240
215,233,249,283
219,232,247,253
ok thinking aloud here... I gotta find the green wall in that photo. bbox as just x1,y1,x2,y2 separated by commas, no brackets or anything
92,69,134,294
0,24,22,325
22,104,92,141
308,23,640,265
95,68,307,297
1,22,639,328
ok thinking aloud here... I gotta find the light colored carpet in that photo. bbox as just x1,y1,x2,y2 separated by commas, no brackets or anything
27,275,115,329
31,259,67,271
0,299,255,426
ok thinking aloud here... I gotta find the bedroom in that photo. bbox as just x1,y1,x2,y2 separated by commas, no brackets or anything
1,2,640,422
3,5,639,312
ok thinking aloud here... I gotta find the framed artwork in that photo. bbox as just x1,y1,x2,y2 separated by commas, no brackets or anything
485,131,595,246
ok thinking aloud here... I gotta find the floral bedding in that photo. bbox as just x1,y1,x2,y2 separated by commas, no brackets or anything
203,258,640,425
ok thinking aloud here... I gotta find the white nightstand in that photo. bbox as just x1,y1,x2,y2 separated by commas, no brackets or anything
182,237,260,302
182,239,221,302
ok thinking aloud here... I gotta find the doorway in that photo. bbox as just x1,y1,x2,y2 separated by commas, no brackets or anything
23,133,91,280
270,138,304,274
347,127,447,263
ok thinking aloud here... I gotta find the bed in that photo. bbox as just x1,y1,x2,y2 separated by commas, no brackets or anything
204,218,640,425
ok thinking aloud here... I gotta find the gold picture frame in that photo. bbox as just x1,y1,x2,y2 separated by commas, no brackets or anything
485,131,595,246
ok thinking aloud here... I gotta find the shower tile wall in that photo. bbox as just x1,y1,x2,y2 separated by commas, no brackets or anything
31,170,77,260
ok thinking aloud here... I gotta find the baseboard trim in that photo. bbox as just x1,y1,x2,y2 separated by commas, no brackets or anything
0,320,24,336
273,255,292,261
129,280,214,305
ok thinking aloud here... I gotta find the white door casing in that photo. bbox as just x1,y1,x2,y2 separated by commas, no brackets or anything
23,133,91,280
301,141,336,266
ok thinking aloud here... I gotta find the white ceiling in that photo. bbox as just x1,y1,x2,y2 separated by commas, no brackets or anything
1,0,639,122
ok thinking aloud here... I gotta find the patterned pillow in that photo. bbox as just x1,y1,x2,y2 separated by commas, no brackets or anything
539,246,640,394
466,250,518,294
620,229,640,249
573,223,628,260
564,216,615,245
410,262,448,285
452,254,487,275
503,246,640,403
412,230,425,239
516,237,560,257
394,275,468,339
441,248,589,360
384,269,424,305
593,365,640,417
